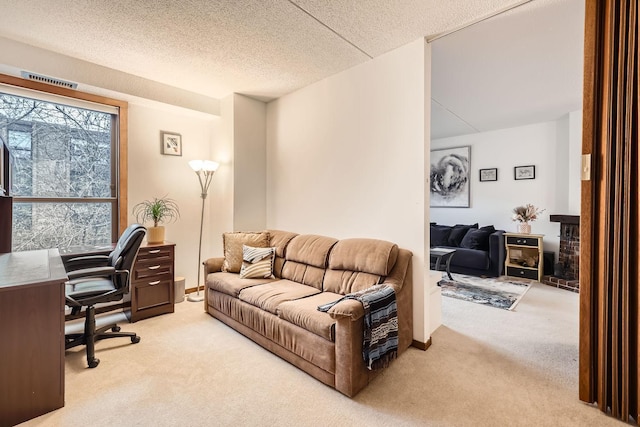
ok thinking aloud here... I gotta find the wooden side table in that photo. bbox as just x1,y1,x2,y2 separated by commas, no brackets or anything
504,233,544,281
130,241,176,322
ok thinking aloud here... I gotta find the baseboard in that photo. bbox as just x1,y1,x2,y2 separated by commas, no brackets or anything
185,285,204,294
411,338,432,351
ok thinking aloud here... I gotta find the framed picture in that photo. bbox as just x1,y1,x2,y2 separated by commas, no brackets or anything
514,165,536,180
430,145,471,208
161,131,182,156
479,168,498,182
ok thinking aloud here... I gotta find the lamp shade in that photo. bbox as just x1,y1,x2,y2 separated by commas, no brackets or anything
189,160,219,172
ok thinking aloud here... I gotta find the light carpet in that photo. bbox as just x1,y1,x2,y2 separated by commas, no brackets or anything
438,273,533,311
21,286,622,427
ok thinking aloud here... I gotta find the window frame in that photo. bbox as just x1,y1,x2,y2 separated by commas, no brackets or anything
0,73,128,240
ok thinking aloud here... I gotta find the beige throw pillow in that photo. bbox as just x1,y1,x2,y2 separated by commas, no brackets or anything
222,231,270,273
239,245,276,279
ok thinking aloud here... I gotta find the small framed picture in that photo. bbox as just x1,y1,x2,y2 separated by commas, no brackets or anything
479,168,498,182
161,131,182,156
514,165,535,180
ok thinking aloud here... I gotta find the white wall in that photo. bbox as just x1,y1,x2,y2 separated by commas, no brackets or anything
128,103,223,290
430,113,582,257
267,38,433,343
231,94,267,231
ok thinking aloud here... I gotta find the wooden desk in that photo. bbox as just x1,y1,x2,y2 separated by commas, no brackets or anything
0,249,67,427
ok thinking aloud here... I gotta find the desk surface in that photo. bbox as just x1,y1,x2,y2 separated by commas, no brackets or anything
0,248,67,290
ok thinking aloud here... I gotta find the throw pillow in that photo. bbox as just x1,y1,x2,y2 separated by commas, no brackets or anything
430,225,452,247
460,228,493,251
447,223,478,247
239,245,276,279
222,231,270,273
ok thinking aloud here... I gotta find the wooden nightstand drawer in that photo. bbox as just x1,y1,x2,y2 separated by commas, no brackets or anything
133,261,173,281
136,246,174,263
506,236,539,247
134,279,173,311
506,266,539,280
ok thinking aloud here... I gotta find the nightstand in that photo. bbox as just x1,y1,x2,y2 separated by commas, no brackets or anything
130,241,175,322
504,233,544,281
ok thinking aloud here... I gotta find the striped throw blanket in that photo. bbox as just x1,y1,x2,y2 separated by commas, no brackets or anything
318,284,398,370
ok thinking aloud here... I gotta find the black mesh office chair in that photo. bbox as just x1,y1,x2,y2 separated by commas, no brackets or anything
64,223,146,368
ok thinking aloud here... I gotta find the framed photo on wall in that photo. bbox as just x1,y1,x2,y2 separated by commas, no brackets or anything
479,168,498,182
514,165,535,180
161,131,182,156
430,145,471,208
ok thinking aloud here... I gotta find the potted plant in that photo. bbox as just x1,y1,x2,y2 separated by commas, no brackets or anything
511,203,545,234
132,196,180,243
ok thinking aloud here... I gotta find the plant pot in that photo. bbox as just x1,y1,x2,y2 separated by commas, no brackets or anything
517,223,531,234
147,226,165,243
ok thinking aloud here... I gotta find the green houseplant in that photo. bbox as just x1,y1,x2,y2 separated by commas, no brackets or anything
132,196,180,243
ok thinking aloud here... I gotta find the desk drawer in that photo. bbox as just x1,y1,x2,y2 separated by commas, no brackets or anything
506,266,538,280
134,279,173,311
136,246,174,263
133,262,173,281
506,236,539,247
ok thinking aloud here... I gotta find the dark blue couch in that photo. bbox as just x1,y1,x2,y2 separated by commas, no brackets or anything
430,223,505,277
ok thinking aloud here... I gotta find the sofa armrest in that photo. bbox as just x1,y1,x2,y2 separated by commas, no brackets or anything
488,230,506,276
204,257,224,275
328,299,365,321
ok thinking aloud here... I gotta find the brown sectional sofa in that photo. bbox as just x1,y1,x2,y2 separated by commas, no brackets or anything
203,230,414,397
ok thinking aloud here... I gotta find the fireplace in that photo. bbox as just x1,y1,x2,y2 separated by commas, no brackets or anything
542,215,580,292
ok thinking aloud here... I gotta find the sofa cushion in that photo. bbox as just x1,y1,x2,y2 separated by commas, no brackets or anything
430,225,452,247
267,230,299,278
206,272,276,298
285,234,338,268
277,292,342,342
267,230,298,258
323,270,381,295
239,245,276,279
238,279,321,314
328,238,398,276
460,228,492,251
447,223,478,247
222,231,270,273
450,247,490,270
280,234,338,290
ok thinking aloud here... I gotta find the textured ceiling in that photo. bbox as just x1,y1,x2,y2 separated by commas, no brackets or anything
0,0,581,138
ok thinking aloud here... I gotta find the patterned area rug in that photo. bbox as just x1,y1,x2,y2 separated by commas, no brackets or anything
438,273,534,311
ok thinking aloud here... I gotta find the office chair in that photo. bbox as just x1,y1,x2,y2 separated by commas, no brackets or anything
64,223,146,368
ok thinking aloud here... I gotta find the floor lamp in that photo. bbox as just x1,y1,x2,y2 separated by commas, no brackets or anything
187,159,219,302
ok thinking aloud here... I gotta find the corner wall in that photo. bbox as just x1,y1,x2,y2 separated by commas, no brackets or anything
266,38,433,343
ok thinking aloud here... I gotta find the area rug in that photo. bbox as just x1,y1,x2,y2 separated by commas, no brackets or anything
438,273,533,311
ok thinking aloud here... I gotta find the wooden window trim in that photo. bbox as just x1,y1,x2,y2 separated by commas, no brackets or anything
0,73,128,235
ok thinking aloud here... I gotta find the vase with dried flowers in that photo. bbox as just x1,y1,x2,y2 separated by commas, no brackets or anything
511,203,545,234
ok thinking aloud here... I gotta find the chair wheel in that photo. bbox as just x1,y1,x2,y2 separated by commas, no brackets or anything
88,358,100,368
112,326,121,332
131,336,141,344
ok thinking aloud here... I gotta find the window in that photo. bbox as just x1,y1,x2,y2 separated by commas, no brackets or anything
0,81,127,252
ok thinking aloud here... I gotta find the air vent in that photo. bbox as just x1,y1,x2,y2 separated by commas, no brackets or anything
20,71,78,89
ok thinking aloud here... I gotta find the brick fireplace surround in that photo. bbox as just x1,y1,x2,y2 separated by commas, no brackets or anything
542,215,580,293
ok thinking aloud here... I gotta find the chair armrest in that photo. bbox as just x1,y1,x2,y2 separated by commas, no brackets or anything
204,257,224,275
64,255,110,272
328,299,365,321
67,266,116,280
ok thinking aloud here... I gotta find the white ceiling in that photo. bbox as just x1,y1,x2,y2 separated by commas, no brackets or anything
0,0,583,138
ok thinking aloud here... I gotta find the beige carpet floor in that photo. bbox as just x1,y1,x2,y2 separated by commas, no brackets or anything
22,282,623,426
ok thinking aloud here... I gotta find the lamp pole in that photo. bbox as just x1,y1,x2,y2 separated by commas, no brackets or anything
187,160,219,302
